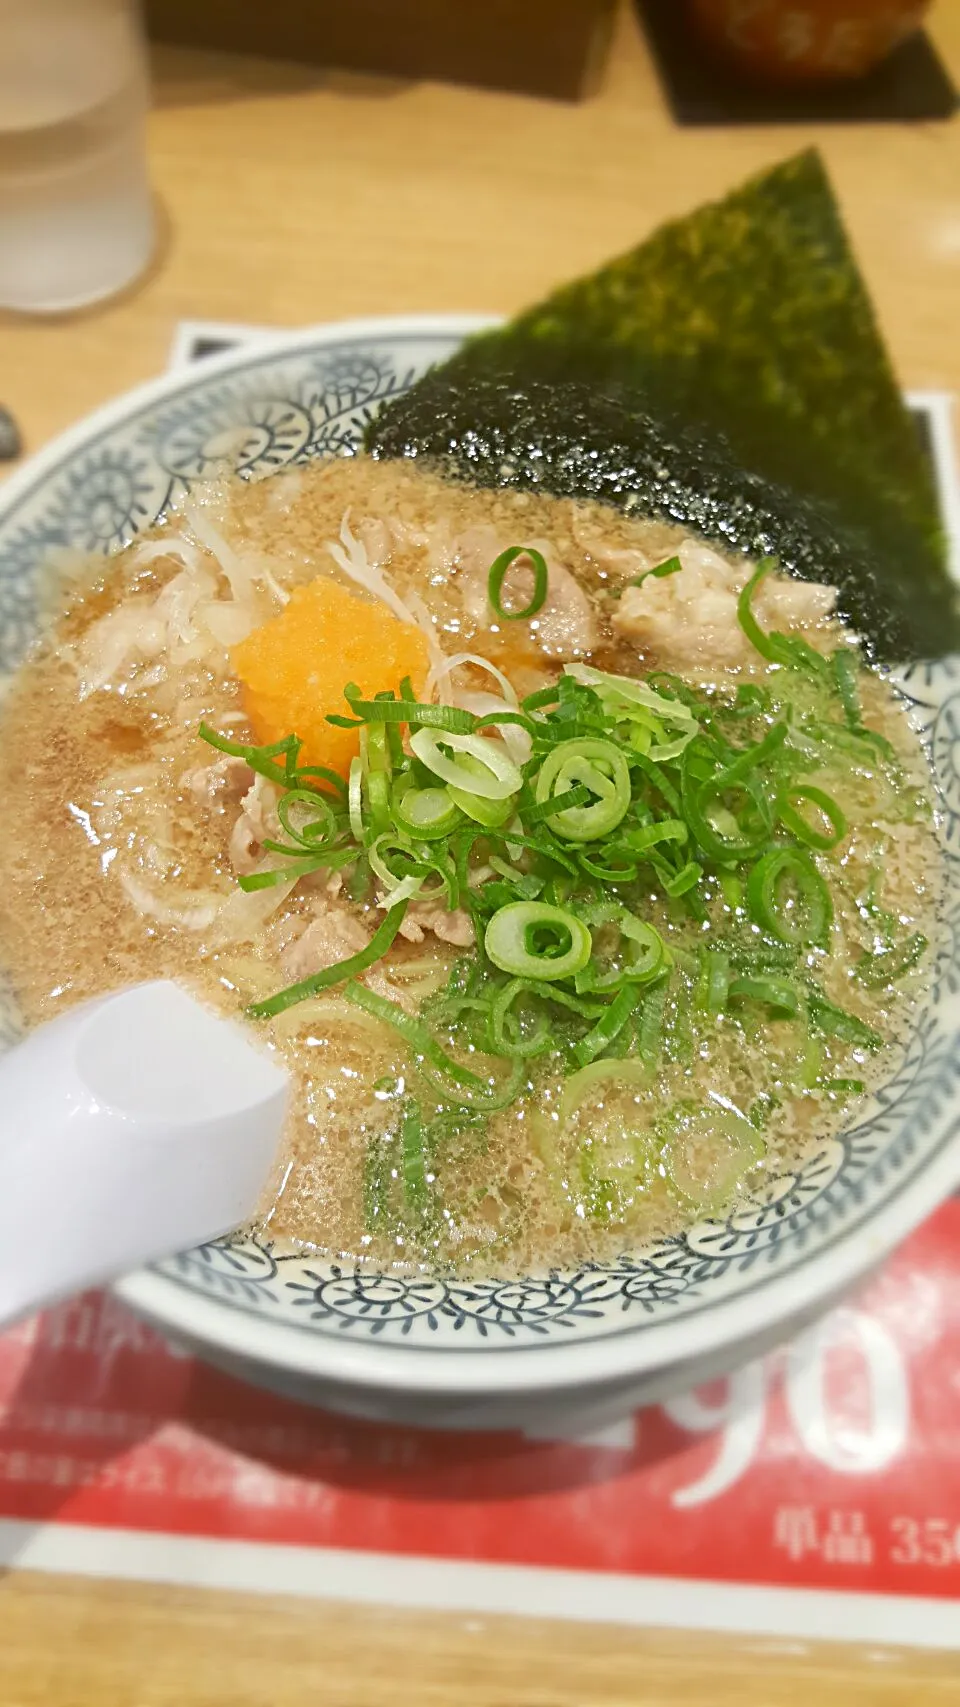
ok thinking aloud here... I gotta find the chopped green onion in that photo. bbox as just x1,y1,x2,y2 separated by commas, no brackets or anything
342,981,494,1096
521,683,561,712
348,756,364,841
487,546,549,621
248,901,410,1019
484,901,592,983
572,984,642,1068
565,663,698,732
534,738,631,842
747,848,833,948
662,860,703,898
525,784,593,825
401,1099,430,1212
346,856,372,903
733,683,771,717
714,721,787,788
557,1058,650,1130
577,849,639,884
238,858,323,892
489,980,553,1058
544,985,607,1021
578,904,667,990
854,932,927,987
392,779,462,841
665,1103,765,1211
637,980,668,1063
683,754,770,863
697,949,731,1014
276,788,341,849
736,560,829,677
777,786,847,851
365,765,392,838
341,684,474,733
488,856,543,899
729,974,801,1017
447,751,518,826
410,728,522,801
832,648,862,730
816,1077,866,1099
199,723,297,791
807,992,884,1051
628,554,683,589
489,826,578,876
736,559,779,661
296,764,348,799
795,1032,823,1090
367,834,431,904
625,821,689,857
720,871,743,910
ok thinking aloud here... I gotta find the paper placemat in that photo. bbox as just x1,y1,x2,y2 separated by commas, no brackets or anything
1,1203,957,1646
1,321,956,1649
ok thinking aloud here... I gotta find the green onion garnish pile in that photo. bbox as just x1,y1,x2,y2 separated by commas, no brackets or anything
199,554,930,1239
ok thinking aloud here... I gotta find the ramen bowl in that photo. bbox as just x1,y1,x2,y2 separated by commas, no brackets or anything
2,317,959,1431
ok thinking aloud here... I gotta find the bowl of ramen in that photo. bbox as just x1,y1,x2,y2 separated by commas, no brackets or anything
1,314,958,1430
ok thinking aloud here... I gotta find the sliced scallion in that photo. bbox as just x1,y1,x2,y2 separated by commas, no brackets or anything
628,554,683,589
854,932,927,987
807,991,884,1051
410,728,522,801
484,901,592,983
489,979,553,1059
401,1099,429,1211
777,785,847,851
572,984,642,1068
557,1058,650,1130
665,1103,765,1212
729,974,801,1018
392,778,462,841
534,737,631,842
747,848,833,948
487,545,549,621
342,685,474,733
248,902,410,1019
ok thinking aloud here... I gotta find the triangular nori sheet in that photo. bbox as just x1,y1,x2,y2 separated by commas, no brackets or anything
367,150,958,661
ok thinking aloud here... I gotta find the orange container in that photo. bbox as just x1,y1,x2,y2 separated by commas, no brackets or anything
690,0,932,83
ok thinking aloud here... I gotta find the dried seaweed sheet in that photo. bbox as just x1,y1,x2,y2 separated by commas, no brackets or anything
368,151,958,661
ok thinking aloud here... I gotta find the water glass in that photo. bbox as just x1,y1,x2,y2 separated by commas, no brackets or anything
0,0,154,312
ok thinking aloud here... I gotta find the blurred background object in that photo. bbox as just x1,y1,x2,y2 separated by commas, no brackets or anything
0,407,20,461
690,0,932,84
0,0,154,313
637,0,953,124
144,0,617,100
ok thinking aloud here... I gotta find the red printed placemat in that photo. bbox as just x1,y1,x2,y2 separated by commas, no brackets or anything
0,1198,957,1648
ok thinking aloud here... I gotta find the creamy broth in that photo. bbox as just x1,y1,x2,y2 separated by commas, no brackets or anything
0,457,940,1274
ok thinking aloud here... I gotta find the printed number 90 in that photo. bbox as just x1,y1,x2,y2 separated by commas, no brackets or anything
665,1308,909,1507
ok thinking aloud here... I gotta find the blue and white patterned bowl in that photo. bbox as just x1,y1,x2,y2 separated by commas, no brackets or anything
2,317,959,1430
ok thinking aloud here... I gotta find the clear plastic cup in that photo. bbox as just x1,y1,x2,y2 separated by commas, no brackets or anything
0,0,154,313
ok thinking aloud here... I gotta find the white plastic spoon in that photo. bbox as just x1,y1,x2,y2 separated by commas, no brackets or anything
0,981,289,1327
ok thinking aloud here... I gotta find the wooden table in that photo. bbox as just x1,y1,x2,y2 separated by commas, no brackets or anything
1,5,960,1700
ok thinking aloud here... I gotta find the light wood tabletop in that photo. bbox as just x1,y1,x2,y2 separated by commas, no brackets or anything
1,4,960,1701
